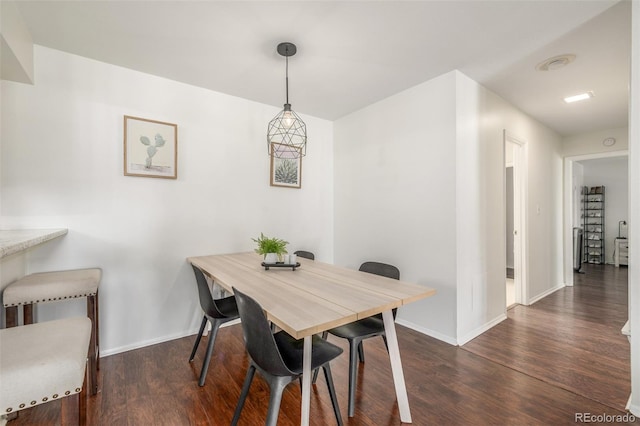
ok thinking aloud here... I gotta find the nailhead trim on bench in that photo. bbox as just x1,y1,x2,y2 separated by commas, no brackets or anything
4,389,81,413
3,292,97,307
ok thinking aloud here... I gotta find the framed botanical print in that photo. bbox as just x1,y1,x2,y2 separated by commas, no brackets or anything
270,143,302,188
124,115,178,179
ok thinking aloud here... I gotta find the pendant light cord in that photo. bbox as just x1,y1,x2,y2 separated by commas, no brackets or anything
285,50,289,105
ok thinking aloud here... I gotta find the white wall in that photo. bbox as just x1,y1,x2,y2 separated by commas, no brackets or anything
516,114,565,304
334,70,563,345
455,72,564,341
572,162,584,228
334,71,459,343
580,157,628,263
563,126,628,157
628,0,640,416
0,0,34,84
0,46,334,355
455,71,500,343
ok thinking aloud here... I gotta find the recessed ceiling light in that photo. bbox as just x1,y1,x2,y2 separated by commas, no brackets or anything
564,91,594,103
536,54,576,71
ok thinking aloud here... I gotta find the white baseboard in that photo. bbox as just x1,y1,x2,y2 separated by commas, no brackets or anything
100,318,241,358
528,283,565,305
101,330,196,357
395,318,458,346
396,314,510,347
457,313,508,346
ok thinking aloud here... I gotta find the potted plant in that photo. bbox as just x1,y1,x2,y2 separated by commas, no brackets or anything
252,233,288,264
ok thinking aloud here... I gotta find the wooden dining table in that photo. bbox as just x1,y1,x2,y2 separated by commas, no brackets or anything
187,252,436,425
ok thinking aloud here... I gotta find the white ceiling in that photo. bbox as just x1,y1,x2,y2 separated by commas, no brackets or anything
13,0,630,137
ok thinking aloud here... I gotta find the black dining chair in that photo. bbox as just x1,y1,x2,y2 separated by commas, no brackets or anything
231,287,343,426
294,250,315,260
314,261,400,417
188,264,240,386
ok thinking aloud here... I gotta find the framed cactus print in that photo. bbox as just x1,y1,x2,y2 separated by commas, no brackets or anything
270,143,302,188
124,115,178,179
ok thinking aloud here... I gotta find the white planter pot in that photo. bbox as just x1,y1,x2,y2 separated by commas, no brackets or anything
264,253,278,264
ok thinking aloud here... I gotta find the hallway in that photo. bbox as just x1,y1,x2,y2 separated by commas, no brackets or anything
464,263,630,411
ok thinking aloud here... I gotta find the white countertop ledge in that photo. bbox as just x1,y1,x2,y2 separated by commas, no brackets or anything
0,229,68,259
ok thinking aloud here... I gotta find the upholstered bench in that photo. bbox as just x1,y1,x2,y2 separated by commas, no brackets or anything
3,268,101,395
0,317,91,425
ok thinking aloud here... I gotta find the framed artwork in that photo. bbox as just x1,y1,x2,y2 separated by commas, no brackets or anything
270,143,302,188
124,115,178,179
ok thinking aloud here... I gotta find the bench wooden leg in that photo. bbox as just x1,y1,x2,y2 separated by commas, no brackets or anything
95,291,100,370
79,376,87,426
61,392,79,425
61,360,88,426
60,387,87,426
6,306,18,327
23,303,34,325
87,295,98,395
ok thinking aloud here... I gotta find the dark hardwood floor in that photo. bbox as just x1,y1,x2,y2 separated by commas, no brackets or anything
9,264,632,425
463,264,630,412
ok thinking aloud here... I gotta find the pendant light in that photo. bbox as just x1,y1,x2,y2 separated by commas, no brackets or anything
267,42,307,158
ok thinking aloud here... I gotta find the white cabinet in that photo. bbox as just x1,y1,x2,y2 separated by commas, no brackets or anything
614,238,628,267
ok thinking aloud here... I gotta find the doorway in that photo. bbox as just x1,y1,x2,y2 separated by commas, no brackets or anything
563,150,629,285
506,164,515,306
505,131,527,307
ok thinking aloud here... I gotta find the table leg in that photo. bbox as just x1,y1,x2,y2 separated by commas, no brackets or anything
301,335,312,426
382,310,412,423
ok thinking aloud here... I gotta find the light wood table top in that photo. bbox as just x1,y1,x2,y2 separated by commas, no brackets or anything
188,252,435,339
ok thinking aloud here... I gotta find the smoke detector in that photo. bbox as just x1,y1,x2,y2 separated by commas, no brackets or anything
536,54,576,71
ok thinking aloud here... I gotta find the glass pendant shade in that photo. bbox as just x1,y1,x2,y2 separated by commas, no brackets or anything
268,104,307,158
267,42,306,159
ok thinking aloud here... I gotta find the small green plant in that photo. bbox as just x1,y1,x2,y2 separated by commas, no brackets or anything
252,233,289,261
